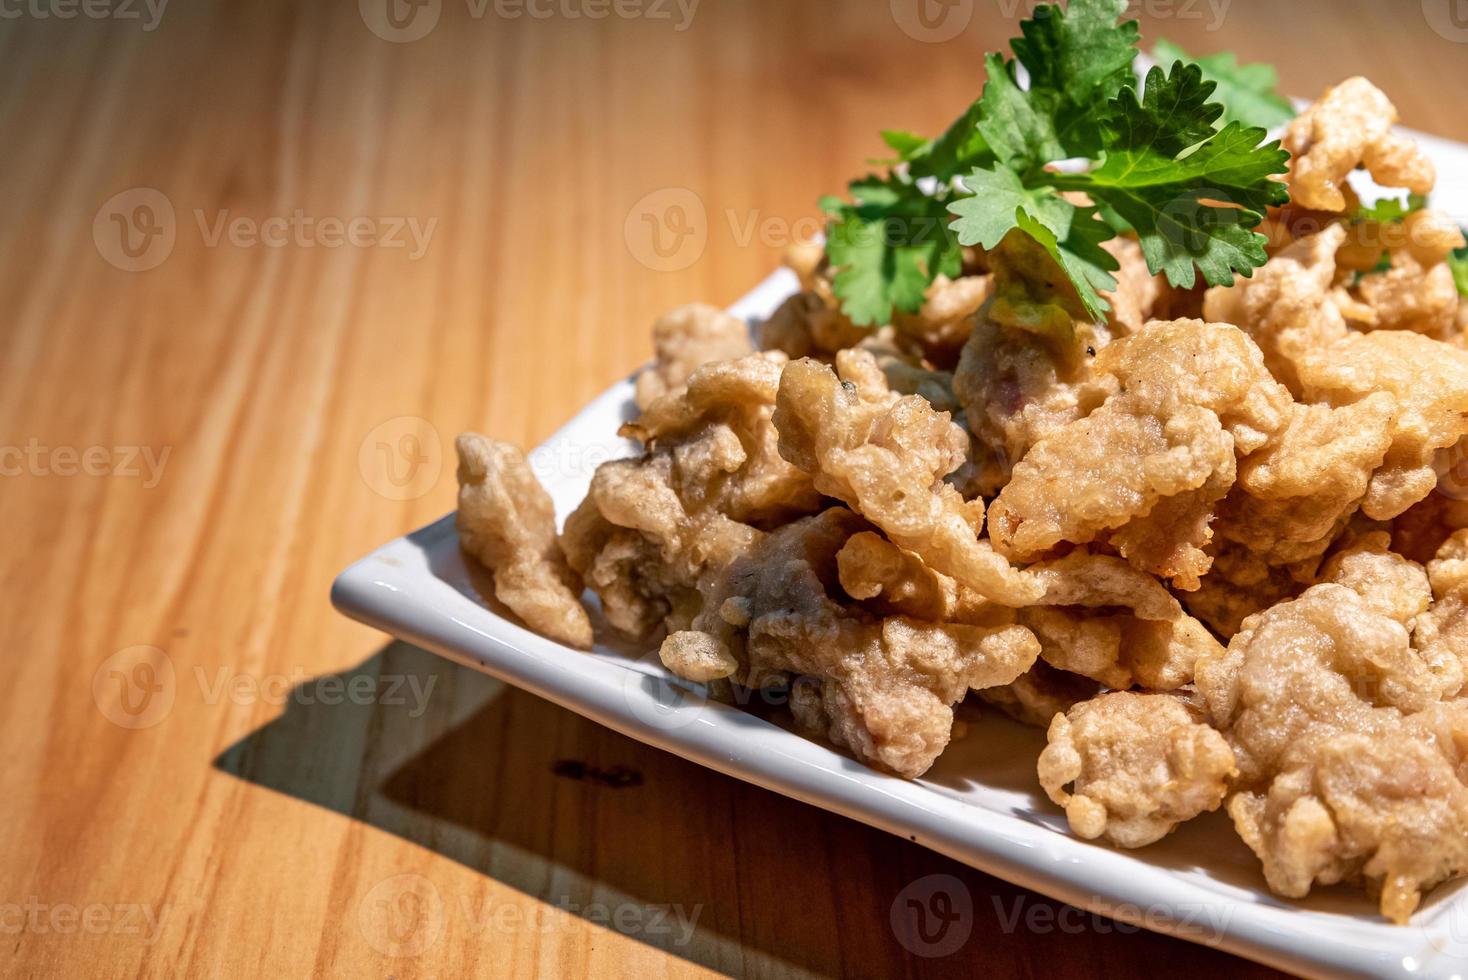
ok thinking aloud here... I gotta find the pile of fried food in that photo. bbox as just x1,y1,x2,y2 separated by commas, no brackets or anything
456,77,1468,923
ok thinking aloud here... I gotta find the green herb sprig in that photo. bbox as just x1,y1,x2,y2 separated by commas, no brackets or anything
819,0,1293,327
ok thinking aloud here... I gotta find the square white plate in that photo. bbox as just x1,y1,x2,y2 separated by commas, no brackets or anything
334,136,1468,979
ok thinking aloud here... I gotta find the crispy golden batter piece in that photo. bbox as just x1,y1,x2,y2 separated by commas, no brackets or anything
1318,530,1431,627
853,328,960,412
634,303,753,410
624,352,824,527
990,320,1289,587
571,353,828,641
1038,692,1236,848
1195,585,1468,921
1203,226,1350,394
1182,540,1302,638
663,509,1040,777
1213,395,1395,566
1196,585,1454,783
1412,530,1468,699
1026,550,1183,621
775,354,1042,605
979,660,1101,728
1021,607,1222,692
1296,331,1468,520
1282,77,1434,212
1351,252,1463,337
1099,236,1162,335
835,531,997,624
456,434,594,649
894,274,992,367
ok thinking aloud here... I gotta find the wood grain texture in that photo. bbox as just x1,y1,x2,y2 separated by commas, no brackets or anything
2,1,1464,976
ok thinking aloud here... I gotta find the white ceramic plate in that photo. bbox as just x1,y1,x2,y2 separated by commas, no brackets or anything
334,140,1468,979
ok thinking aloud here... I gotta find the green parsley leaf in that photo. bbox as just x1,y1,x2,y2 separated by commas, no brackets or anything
1008,0,1140,158
948,166,1118,319
976,0,1139,167
906,100,993,181
1451,236,1468,297
1355,193,1429,224
822,176,963,327
1053,63,1290,289
824,0,1293,326
1153,39,1295,131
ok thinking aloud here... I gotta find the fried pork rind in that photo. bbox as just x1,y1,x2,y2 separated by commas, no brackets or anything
989,320,1289,587
1295,331,1468,520
774,353,1042,605
1021,607,1222,692
1099,236,1161,335
569,352,827,641
1412,530,1468,698
1281,77,1434,213
1212,395,1395,567
1318,530,1431,627
950,232,1130,494
1038,692,1236,848
1195,584,1468,920
664,509,1040,777
1340,212,1466,337
634,303,754,410
894,274,992,367
1203,226,1351,394
456,434,594,649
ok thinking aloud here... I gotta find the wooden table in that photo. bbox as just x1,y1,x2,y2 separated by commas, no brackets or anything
4,1,1465,976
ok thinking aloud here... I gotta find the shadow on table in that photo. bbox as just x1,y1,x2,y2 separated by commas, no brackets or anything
214,640,1283,980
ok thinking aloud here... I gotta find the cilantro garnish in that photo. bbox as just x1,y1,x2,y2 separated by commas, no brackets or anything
820,177,964,328
1153,39,1296,131
818,0,1291,327
1355,193,1429,224
1451,238,1468,298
